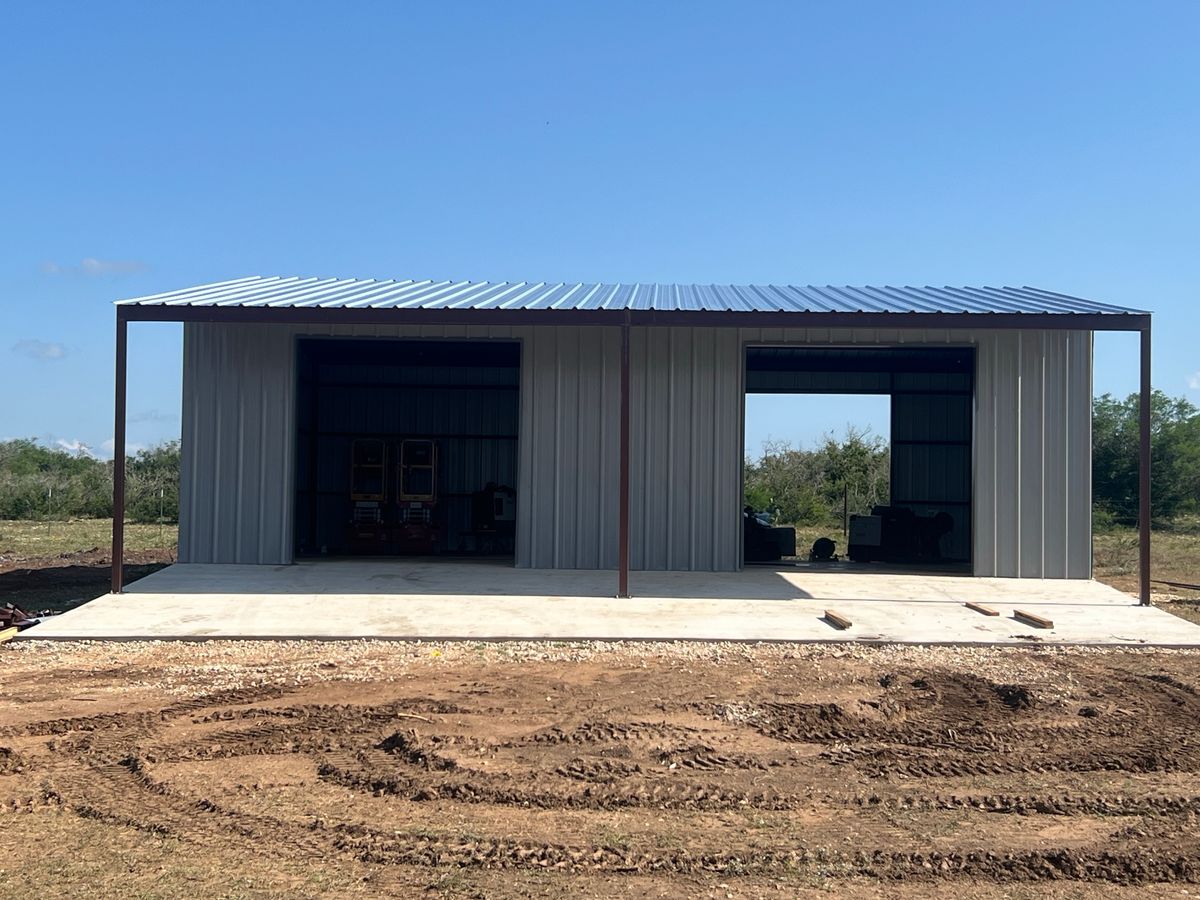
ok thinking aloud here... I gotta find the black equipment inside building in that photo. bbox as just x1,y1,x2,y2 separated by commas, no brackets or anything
847,506,954,564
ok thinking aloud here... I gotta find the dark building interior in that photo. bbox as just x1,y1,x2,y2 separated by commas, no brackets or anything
294,338,520,557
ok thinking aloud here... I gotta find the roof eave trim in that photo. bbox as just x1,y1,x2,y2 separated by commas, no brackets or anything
115,304,1151,332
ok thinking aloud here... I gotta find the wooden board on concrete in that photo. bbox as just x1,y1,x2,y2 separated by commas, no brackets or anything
1013,609,1054,629
0,627,18,644
965,601,999,617
823,610,853,630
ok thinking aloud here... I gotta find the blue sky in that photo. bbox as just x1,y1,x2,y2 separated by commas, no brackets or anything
1,1,1196,459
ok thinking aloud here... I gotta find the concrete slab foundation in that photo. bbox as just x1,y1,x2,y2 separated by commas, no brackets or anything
19,559,1200,645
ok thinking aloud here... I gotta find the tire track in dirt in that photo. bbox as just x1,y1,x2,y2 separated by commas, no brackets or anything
835,791,1200,817
142,698,474,762
655,744,768,772
554,758,642,782
317,751,796,811
2,685,292,742
333,824,1200,883
819,742,1198,778
12,653,1200,889
531,720,701,745
48,753,335,861
708,667,1200,779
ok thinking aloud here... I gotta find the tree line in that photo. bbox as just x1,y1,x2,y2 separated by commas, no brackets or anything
0,389,1195,527
1092,390,1199,526
0,439,179,523
744,428,890,526
745,390,1200,529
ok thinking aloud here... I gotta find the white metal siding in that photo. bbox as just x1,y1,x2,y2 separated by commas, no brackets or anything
974,330,1092,578
515,326,622,568
520,326,743,571
629,327,744,571
180,323,1092,577
179,324,295,564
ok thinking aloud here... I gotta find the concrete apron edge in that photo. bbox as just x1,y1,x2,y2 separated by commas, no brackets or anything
11,633,1195,648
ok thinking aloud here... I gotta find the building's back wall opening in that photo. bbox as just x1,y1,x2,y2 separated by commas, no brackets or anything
744,346,973,568
294,338,520,558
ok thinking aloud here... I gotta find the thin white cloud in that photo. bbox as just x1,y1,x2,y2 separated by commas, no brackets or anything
1188,371,1200,391
41,257,149,277
12,338,67,360
55,438,100,458
98,438,147,459
129,409,178,424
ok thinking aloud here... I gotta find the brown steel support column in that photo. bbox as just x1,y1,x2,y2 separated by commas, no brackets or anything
618,317,631,598
111,311,128,594
1138,323,1152,606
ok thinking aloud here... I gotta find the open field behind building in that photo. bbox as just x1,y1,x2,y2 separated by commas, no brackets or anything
0,519,177,559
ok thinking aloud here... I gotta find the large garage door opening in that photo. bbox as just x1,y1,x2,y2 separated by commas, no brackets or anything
294,338,520,559
744,346,973,571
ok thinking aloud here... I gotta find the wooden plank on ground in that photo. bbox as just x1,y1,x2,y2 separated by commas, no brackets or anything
965,601,999,617
1153,579,1200,592
0,627,18,644
1013,609,1054,629
823,610,852,630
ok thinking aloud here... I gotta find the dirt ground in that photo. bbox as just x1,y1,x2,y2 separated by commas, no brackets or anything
0,520,177,613
0,546,173,612
4,640,1200,898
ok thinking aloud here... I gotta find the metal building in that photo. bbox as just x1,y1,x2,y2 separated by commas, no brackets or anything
109,277,1153,602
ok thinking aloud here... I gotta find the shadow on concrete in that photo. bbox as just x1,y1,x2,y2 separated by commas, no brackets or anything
117,559,826,601
1,563,167,612
108,560,1141,609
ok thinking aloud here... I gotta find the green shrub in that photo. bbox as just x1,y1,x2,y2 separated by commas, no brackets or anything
0,438,178,523
744,428,889,526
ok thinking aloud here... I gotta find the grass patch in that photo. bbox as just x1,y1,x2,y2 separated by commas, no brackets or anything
1093,524,1200,595
0,518,177,559
1093,521,1200,625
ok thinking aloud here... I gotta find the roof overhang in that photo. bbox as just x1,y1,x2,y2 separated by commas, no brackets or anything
113,276,1151,332
116,302,1150,332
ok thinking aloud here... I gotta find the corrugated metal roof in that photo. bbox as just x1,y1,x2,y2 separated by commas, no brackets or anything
116,276,1146,316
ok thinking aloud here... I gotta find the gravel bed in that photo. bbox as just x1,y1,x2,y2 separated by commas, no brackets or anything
5,638,1200,700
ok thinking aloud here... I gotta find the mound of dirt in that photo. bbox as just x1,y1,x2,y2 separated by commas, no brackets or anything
376,730,457,770
993,683,1037,710
0,746,25,774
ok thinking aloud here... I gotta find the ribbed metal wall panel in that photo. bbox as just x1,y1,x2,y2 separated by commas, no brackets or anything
629,328,744,571
890,377,974,562
974,330,1092,578
516,326,622,568
516,326,742,571
181,323,1092,577
179,324,295,563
